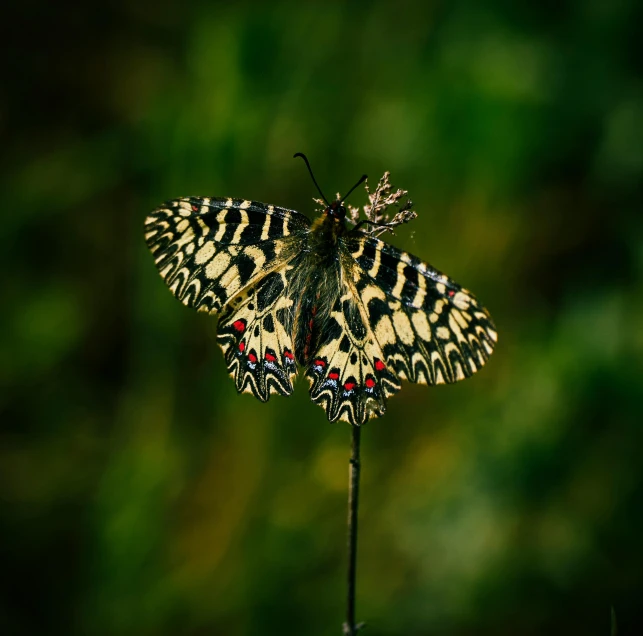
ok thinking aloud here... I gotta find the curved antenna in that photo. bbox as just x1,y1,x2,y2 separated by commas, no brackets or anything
340,174,367,203
294,153,330,206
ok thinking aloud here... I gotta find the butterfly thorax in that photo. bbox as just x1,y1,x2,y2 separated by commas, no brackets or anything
310,205,348,239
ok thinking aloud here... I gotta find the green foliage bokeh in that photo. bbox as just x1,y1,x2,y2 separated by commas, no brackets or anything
2,1,643,635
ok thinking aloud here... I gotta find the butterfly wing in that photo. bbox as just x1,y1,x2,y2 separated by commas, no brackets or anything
144,197,310,313
217,263,300,400
305,281,402,425
306,231,497,426
341,232,498,386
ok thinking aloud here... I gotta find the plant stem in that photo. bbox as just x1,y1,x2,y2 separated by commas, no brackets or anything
343,424,363,635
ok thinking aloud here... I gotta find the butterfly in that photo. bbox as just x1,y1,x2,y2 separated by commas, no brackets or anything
144,155,497,425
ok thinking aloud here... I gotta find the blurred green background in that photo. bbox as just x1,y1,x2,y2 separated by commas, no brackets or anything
2,1,643,634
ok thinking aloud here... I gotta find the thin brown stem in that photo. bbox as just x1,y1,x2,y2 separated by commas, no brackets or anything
343,424,364,635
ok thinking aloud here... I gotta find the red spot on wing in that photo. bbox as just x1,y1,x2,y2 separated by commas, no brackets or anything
191,204,199,212
308,319,314,330
314,359,326,368
238,342,245,352
283,350,294,360
232,320,245,332
448,290,455,297
375,359,386,371
265,353,277,362
328,372,339,380
365,378,376,388
344,382,356,391
248,353,257,363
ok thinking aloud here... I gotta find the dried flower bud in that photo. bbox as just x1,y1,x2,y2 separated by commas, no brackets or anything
347,205,361,224
312,197,327,213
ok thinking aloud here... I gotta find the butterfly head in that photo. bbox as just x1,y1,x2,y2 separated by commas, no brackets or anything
294,153,367,224
326,200,347,221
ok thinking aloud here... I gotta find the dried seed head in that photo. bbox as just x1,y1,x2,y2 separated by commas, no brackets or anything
361,172,417,236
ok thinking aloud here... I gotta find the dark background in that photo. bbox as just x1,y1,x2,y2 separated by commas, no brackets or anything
2,1,643,635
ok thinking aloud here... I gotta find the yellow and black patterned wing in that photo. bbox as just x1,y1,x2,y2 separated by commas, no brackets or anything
341,233,498,386
217,264,299,400
306,282,402,425
144,197,310,314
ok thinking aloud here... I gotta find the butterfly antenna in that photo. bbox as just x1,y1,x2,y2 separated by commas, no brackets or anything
340,174,367,203
294,152,330,206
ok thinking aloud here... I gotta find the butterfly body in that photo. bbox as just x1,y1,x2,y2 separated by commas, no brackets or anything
292,210,350,361
145,191,497,426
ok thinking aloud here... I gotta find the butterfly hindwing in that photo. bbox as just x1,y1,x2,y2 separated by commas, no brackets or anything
342,233,498,386
144,197,309,314
306,286,402,426
217,265,299,400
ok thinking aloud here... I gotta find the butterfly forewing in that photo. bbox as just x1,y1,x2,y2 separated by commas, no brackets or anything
341,233,498,387
144,197,310,313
